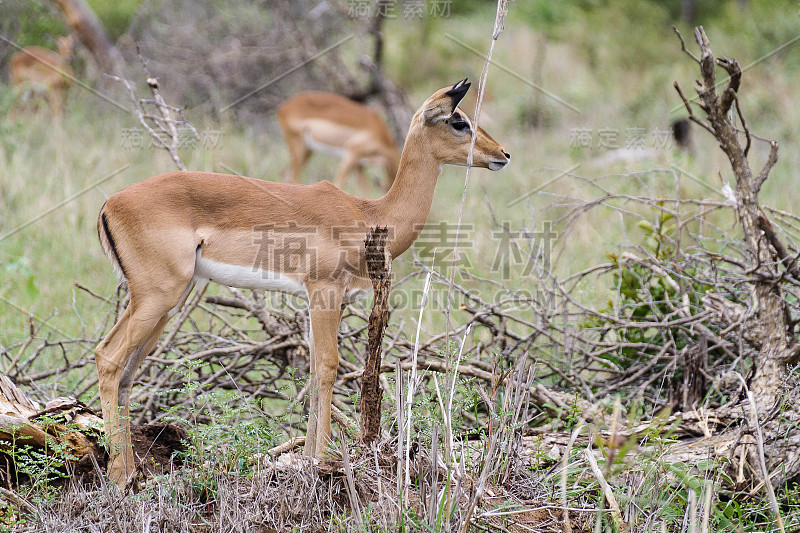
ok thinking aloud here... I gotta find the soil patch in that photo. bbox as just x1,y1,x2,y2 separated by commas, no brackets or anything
131,422,188,475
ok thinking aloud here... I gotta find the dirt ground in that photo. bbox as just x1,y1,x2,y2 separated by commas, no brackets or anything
130,422,188,475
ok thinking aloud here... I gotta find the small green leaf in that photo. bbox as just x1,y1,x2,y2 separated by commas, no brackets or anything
25,274,39,299
696,459,716,471
637,220,654,233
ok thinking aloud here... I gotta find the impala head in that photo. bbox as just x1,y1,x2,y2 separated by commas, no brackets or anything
56,35,75,59
415,79,510,171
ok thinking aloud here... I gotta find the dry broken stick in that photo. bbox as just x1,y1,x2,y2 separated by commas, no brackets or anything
360,227,391,444
108,45,198,171
0,375,103,483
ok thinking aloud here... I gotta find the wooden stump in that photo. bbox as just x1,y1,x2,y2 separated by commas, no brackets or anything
360,227,391,444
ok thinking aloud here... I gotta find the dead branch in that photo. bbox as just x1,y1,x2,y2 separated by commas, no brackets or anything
673,26,699,63
107,46,197,171
360,227,391,444
716,56,741,115
756,140,780,193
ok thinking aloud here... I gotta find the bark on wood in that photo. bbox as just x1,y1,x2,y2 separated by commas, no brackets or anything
678,27,794,412
0,375,103,466
49,0,122,77
360,227,391,444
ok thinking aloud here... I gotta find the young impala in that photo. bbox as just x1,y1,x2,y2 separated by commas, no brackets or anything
277,91,400,189
10,35,74,116
95,80,510,485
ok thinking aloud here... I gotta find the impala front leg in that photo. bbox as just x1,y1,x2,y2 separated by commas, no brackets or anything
304,284,344,457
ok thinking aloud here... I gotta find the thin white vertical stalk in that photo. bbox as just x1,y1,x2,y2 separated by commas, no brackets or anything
445,325,470,465
444,0,509,360
395,358,405,522
403,269,432,497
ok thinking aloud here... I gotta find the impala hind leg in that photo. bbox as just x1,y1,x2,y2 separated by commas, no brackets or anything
116,280,202,420
304,286,343,457
95,305,132,435
332,151,360,189
111,313,169,480
96,308,166,485
96,277,195,486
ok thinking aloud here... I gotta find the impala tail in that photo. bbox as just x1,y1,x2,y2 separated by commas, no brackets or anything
97,205,126,280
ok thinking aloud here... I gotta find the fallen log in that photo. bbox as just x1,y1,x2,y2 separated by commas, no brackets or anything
0,374,104,479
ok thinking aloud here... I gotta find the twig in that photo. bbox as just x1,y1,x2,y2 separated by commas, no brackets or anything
0,486,35,516
332,404,359,439
341,438,364,530
584,445,624,531
716,56,741,115
756,140,779,194
268,436,305,456
729,89,751,157
107,45,197,172
728,371,785,533
757,213,800,281
673,26,700,63
673,81,714,134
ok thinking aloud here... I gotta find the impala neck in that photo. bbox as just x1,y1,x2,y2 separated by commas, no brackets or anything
368,132,442,260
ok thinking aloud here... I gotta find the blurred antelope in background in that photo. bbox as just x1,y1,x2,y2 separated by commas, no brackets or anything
277,91,400,190
10,35,75,116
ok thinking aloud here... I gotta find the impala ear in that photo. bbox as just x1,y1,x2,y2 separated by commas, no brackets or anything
444,78,470,111
423,79,471,125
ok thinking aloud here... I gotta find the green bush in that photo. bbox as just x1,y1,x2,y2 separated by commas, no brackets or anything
87,0,141,40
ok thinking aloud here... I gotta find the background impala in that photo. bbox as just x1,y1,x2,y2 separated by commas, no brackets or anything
277,91,401,191
10,34,74,116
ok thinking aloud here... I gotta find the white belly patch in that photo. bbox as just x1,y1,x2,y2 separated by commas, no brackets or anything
303,131,347,157
194,255,307,298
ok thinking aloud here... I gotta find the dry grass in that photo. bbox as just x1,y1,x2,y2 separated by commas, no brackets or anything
18,444,593,533
4,2,800,531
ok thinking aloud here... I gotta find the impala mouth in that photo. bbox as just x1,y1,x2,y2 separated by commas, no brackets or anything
488,150,510,171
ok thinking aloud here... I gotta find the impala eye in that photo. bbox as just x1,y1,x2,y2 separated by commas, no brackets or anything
451,121,470,132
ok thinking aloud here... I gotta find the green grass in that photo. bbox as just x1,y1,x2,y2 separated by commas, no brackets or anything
3,3,800,531
3,1,800,347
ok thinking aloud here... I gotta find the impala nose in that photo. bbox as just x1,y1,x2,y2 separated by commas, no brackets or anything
502,150,510,159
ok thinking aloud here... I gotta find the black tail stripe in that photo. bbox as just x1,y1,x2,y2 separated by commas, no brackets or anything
101,212,127,278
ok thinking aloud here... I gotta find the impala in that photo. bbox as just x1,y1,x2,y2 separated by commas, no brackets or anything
10,35,74,116
95,79,510,485
277,91,401,190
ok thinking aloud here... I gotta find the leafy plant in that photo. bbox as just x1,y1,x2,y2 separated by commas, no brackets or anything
160,359,306,501
580,207,730,385
0,416,82,529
